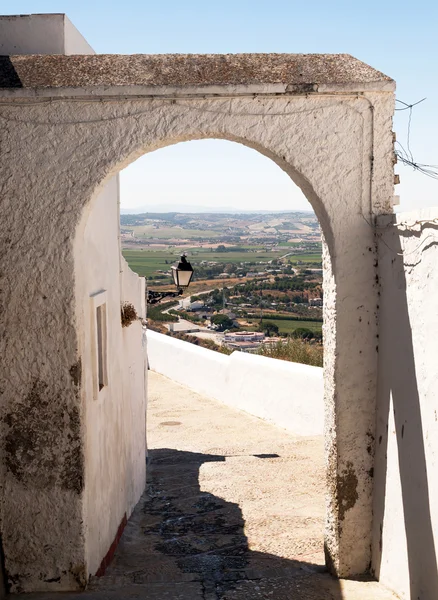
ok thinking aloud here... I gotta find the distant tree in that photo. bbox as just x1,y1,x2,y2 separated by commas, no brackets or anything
216,245,227,252
260,321,279,337
211,314,234,331
292,327,314,340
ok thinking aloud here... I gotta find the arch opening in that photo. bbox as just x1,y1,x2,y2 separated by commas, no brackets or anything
75,137,331,589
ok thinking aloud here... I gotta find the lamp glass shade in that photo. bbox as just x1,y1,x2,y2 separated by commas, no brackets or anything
171,255,194,289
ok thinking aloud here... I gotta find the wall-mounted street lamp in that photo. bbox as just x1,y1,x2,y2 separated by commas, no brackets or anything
147,254,194,305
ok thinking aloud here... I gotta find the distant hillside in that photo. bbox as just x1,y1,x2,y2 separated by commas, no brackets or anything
120,205,313,215
120,210,316,227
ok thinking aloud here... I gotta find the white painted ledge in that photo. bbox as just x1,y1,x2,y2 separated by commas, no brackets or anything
147,330,323,436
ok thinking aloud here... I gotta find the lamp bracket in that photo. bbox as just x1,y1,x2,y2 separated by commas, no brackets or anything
147,288,183,305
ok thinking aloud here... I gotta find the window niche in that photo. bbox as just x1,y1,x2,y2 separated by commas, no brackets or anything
90,290,108,398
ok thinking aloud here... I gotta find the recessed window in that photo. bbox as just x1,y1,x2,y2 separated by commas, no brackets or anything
96,304,107,391
90,290,108,398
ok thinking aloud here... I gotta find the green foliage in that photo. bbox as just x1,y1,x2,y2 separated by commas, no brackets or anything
211,314,234,331
170,331,233,355
257,338,323,367
169,309,202,324
260,321,279,336
292,327,314,340
147,301,179,322
244,318,322,336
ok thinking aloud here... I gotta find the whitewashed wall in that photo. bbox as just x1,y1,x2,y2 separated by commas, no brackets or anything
74,179,147,579
147,330,323,436
120,257,147,519
372,208,438,600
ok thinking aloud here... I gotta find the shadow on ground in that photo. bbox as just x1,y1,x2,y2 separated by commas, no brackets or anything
88,448,347,599
12,448,395,599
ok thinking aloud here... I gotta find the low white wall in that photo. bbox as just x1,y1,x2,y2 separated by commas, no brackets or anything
147,330,323,436
373,208,438,599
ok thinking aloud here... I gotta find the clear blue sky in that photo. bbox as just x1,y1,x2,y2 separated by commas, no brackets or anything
4,1,437,212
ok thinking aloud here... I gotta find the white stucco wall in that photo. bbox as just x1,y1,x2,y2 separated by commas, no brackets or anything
373,208,438,599
0,14,94,55
1,15,145,587
74,179,147,579
0,50,395,585
147,331,323,436
120,257,148,519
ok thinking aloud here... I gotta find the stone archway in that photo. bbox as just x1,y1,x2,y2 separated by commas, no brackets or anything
0,54,395,591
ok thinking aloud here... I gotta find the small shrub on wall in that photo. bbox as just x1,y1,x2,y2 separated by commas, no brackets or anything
121,302,138,328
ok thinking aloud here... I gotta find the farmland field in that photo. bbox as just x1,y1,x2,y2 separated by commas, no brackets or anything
245,318,323,335
122,250,177,277
284,254,322,264
130,226,222,239
122,248,291,277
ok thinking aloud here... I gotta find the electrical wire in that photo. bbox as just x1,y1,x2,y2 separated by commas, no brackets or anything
394,97,438,180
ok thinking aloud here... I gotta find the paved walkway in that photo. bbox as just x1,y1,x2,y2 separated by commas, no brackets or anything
90,372,398,599
19,372,399,599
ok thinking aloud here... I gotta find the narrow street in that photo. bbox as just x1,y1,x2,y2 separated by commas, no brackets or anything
19,372,398,599
88,372,398,599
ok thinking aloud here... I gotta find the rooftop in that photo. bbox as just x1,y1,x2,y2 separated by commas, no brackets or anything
0,53,393,92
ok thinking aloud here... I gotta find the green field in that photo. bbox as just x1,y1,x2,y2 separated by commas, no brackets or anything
246,318,322,335
123,245,322,279
130,226,222,239
287,254,322,264
122,250,177,277
123,248,285,277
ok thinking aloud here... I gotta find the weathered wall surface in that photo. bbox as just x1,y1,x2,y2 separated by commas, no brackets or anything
0,14,94,593
147,331,324,436
372,208,438,599
0,74,394,586
0,17,146,591
74,180,147,579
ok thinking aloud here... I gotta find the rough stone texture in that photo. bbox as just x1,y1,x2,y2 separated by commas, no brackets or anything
0,53,393,90
0,19,147,594
0,66,394,590
373,208,438,599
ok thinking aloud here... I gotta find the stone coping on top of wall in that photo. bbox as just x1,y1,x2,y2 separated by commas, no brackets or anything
0,53,393,90
147,330,323,437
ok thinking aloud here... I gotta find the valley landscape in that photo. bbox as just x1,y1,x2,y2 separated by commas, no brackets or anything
122,210,323,359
